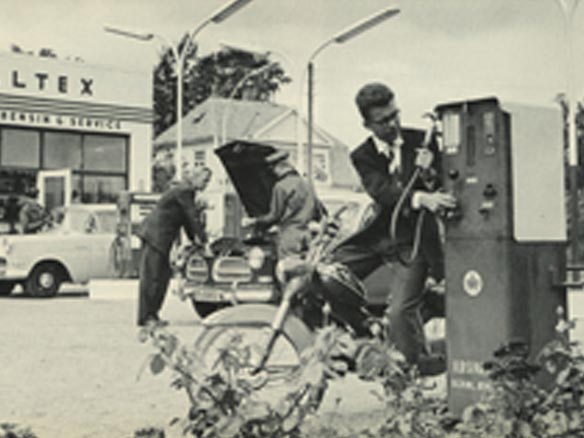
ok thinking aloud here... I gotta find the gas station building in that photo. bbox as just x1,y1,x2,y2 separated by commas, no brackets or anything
0,51,152,230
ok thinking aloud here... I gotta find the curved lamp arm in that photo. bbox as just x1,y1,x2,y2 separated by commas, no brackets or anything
221,62,279,145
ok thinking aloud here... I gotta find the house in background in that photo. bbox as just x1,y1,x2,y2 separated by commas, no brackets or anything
153,97,360,237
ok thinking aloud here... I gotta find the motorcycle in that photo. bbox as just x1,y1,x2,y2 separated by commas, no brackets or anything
188,205,445,392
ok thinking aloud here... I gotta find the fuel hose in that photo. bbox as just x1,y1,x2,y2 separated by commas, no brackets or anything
389,167,427,266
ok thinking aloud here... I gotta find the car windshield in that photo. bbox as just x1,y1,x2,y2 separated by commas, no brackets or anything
56,209,117,233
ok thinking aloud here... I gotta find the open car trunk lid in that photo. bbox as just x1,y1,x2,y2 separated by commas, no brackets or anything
215,140,280,218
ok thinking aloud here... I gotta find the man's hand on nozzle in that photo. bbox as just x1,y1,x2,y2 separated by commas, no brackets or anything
415,148,434,170
241,217,256,228
418,192,457,213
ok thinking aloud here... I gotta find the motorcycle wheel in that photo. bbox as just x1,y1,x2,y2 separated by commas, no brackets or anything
194,305,313,398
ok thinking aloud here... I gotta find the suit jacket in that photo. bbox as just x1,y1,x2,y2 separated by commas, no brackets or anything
343,128,442,257
137,183,207,254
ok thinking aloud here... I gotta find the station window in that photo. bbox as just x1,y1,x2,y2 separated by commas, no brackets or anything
83,134,127,172
82,175,127,203
1,128,40,167
0,127,128,204
43,132,82,170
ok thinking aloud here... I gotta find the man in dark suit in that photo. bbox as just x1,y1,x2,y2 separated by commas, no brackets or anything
334,83,456,375
137,166,212,326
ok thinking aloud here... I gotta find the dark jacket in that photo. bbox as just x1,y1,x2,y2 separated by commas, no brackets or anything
255,169,323,257
137,183,206,254
343,128,442,256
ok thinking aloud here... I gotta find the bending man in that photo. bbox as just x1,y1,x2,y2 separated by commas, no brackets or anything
137,166,212,326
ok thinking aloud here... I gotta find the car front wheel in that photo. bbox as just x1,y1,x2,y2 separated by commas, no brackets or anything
25,263,63,298
0,281,15,296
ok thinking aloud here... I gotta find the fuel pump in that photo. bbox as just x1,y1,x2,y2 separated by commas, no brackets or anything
436,97,567,414
113,191,160,277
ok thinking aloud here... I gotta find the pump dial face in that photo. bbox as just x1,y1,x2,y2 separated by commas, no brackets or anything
463,270,483,297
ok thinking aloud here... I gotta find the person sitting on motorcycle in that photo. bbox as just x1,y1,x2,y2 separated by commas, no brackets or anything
332,83,456,376
241,150,324,260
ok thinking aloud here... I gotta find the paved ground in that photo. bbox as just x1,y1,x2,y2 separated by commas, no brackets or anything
6,281,581,438
0,285,388,438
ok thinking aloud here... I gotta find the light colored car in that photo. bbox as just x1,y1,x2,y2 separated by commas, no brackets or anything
0,204,117,297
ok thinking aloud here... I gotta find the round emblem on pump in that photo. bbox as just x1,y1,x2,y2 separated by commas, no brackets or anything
463,270,483,297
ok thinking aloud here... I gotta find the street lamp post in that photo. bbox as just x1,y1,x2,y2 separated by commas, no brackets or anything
555,0,582,262
105,0,254,181
220,61,280,145
304,7,400,182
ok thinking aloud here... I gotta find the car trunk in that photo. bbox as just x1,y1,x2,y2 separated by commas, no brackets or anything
215,140,279,218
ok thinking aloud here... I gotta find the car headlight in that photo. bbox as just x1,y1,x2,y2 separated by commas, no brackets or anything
185,254,209,283
212,256,252,283
247,246,265,270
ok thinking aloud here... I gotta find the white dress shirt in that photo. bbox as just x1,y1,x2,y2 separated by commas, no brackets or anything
371,134,422,209
372,134,403,174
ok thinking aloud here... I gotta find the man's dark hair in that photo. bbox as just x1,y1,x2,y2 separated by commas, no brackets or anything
355,83,395,120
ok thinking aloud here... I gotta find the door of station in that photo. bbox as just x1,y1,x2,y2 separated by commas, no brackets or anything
37,169,72,212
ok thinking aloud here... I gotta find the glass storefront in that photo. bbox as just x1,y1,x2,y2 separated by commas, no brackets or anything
0,126,128,202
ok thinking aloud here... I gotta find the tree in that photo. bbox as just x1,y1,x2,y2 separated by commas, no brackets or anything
153,33,291,136
555,93,584,188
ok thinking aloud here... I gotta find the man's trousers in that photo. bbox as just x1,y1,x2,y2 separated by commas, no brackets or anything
137,242,172,325
332,241,429,365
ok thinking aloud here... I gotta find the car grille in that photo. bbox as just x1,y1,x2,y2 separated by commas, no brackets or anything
212,256,252,283
185,255,209,283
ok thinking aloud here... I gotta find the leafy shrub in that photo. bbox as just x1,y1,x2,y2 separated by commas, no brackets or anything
450,308,584,438
0,423,38,438
137,307,584,438
136,324,355,437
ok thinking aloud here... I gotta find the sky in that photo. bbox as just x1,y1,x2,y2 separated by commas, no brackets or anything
0,0,582,148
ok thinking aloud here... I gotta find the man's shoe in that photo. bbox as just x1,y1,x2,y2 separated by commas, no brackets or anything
138,315,169,327
416,354,446,377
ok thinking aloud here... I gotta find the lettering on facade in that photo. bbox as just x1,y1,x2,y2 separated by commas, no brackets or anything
4,70,94,96
0,110,122,131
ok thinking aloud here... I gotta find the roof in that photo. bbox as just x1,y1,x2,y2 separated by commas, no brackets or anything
153,97,361,189
154,98,290,149
153,97,349,149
